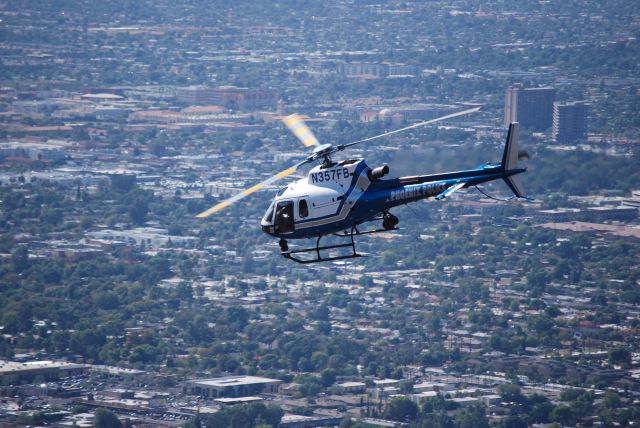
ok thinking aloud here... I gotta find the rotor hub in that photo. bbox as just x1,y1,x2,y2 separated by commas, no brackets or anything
311,143,335,167
312,143,333,157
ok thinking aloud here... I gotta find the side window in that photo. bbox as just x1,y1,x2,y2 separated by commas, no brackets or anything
299,199,309,218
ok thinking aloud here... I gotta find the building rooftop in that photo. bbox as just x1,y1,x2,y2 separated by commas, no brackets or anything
0,359,86,374
188,375,282,387
337,381,366,387
539,221,640,239
214,396,263,404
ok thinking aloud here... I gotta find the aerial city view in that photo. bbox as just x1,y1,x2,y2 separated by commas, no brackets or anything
0,0,639,427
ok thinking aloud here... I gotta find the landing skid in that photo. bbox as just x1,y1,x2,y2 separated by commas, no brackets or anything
280,225,398,264
333,225,398,237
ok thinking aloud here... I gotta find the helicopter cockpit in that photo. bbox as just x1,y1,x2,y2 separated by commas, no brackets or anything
262,185,293,234
262,196,311,235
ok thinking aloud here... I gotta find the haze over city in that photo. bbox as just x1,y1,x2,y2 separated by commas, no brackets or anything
0,1,639,427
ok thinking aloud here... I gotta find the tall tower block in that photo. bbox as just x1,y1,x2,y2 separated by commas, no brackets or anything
553,102,588,143
504,84,556,131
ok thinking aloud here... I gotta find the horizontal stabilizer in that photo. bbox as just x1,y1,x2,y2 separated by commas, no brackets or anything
503,175,525,198
435,182,466,200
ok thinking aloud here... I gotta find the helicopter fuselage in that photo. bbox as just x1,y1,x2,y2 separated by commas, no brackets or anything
260,158,524,240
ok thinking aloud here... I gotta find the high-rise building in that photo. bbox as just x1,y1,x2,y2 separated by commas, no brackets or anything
553,102,588,143
504,84,556,131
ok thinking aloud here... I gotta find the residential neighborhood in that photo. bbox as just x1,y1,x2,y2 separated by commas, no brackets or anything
0,1,639,427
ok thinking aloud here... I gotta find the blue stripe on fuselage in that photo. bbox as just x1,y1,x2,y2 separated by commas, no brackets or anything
350,168,511,223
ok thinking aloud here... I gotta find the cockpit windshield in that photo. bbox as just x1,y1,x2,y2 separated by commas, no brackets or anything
262,201,275,224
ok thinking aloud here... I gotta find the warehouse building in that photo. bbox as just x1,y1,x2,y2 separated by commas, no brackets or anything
183,375,282,398
0,360,88,383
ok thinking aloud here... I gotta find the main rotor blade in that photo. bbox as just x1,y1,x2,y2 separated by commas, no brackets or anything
195,160,308,218
282,113,320,147
340,106,481,150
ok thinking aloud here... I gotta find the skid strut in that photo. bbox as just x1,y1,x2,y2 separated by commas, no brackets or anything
279,217,400,264
281,227,362,264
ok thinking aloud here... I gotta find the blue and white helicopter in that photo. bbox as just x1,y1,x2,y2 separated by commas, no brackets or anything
197,107,528,263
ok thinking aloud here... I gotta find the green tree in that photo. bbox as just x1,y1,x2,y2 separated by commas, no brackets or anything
550,404,576,426
149,139,166,157
11,246,29,273
109,174,136,193
498,383,524,404
414,411,455,428
200,403,282,428
384,396,418,422
455,404,489,428
320,368,336,387
93,408,121,428
602,390,621,409
128,197,149,225
608,347,631,368
312,303,330,321
529,401,554,424
526,271,549,295
128,344,158,365
500,415,528,428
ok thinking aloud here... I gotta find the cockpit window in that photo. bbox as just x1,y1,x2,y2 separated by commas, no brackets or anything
299,199,309,218
276,187,288,197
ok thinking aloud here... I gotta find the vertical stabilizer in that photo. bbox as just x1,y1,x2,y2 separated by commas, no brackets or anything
501,122,525,198
501,122,520,171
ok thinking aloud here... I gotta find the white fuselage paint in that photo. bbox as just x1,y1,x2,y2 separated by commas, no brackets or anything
261,160,371,233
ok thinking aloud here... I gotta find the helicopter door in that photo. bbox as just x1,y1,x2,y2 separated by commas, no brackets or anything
274,200,295,234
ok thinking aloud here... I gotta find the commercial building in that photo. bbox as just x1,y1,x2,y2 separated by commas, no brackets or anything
80,93,125,102
622,190,640,209
585,205,638,222
0,360,89,383
182,375,283,398
504,84,556,131
353,103,462,124
85,227,197,249
534,208,581,223
280,414,343,427
335,381,367,394
553,101,588,143
412,391,438,405
336,62,389,78
0,141,69,163
537,221,640,241
336,62,419,78
534,205,636,223
175,86,274,110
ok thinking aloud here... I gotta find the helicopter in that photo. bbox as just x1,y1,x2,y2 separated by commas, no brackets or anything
197,107,528,263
